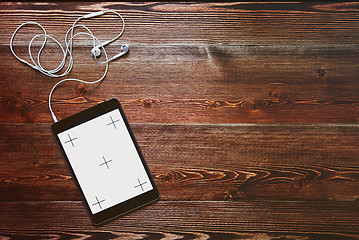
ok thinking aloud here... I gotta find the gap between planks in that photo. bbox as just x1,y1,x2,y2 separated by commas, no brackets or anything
1,122,359,127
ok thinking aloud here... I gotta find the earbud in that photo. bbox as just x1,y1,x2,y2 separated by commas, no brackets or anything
91,39,110,58
91,44,129,60
91,47,101,57
86,10,127,62
121,44,129,52
10,10,127,123
118,44,130,56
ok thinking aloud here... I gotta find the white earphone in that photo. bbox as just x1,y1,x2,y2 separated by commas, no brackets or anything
10,11,129,122
92,44,130,60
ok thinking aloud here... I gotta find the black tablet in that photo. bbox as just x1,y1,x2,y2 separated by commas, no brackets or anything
51,98,159,225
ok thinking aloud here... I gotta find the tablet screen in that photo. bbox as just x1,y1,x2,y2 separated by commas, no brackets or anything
57,108,154,215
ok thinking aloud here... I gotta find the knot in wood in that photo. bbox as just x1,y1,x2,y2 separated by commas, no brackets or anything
75,83,86,96
242,100,266,111
140,99,155,108
156,172,173,182
318,68,326,77
205,100,223,109
6,94,34,122
269,90,281,101
292,177,307,190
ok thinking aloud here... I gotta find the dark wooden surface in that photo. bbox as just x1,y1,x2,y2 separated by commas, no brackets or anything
1,2,359,240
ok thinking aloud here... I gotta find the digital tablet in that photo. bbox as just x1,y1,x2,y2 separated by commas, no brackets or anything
52,98,159,225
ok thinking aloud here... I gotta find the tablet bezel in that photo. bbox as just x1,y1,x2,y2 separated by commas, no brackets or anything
51,98,160,225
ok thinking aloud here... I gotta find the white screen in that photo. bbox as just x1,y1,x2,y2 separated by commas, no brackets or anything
58,109,153,214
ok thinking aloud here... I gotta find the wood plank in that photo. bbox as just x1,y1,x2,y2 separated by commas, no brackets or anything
0,201,358,238
1,45,359,123
2,2,359,238
1,123,358,202
1,2,359,45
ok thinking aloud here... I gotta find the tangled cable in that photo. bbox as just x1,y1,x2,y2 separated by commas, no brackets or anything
10,11,128,122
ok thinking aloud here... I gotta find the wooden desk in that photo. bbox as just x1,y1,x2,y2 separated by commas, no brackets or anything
1,2,359,239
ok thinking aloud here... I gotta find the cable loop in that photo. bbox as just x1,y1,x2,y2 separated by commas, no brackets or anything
10,11,127,122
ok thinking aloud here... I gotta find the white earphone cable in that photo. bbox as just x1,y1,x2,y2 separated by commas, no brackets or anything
10,11,127,123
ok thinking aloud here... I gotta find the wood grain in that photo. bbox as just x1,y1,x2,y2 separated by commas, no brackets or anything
1,2,359,45
1,44,359,123
0,201,358,239
1,2,359,238
1,123,358,202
